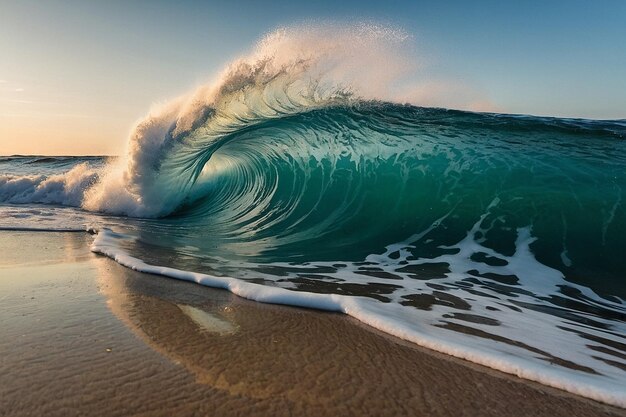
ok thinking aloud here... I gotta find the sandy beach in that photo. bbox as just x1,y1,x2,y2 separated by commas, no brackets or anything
0,231,624,417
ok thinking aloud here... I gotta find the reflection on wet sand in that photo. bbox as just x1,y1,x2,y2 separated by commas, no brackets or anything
0,230,90,267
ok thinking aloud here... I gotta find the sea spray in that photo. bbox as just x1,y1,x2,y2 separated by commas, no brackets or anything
83,24,437,217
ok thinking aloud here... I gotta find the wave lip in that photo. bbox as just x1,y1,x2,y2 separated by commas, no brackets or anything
82,24,421,217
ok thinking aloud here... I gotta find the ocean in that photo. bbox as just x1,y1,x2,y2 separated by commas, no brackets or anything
1,26,625,407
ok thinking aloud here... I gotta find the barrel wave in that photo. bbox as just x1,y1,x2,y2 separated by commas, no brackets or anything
1,24,625,407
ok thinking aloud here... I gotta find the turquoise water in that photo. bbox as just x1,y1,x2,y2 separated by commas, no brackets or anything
136,105,626,292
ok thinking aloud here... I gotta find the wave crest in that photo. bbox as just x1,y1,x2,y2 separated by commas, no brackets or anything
84,24,417,217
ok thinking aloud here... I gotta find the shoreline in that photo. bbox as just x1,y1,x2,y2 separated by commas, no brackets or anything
1,231,624,416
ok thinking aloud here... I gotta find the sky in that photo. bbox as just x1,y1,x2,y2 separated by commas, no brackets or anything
0,0,625,155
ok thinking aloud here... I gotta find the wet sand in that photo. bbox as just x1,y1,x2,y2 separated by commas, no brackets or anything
0,231,624,417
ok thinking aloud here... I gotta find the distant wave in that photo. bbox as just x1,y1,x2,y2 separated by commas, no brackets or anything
0,163,98,206
25,157,66,164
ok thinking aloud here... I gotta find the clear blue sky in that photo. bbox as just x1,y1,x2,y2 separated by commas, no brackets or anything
1,0,625,154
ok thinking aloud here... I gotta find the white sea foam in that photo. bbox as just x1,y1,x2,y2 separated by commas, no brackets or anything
0,163,98,206
91,227,626,408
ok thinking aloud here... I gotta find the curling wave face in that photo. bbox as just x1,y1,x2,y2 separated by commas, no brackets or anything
1,24,626,407
83,24,416,217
